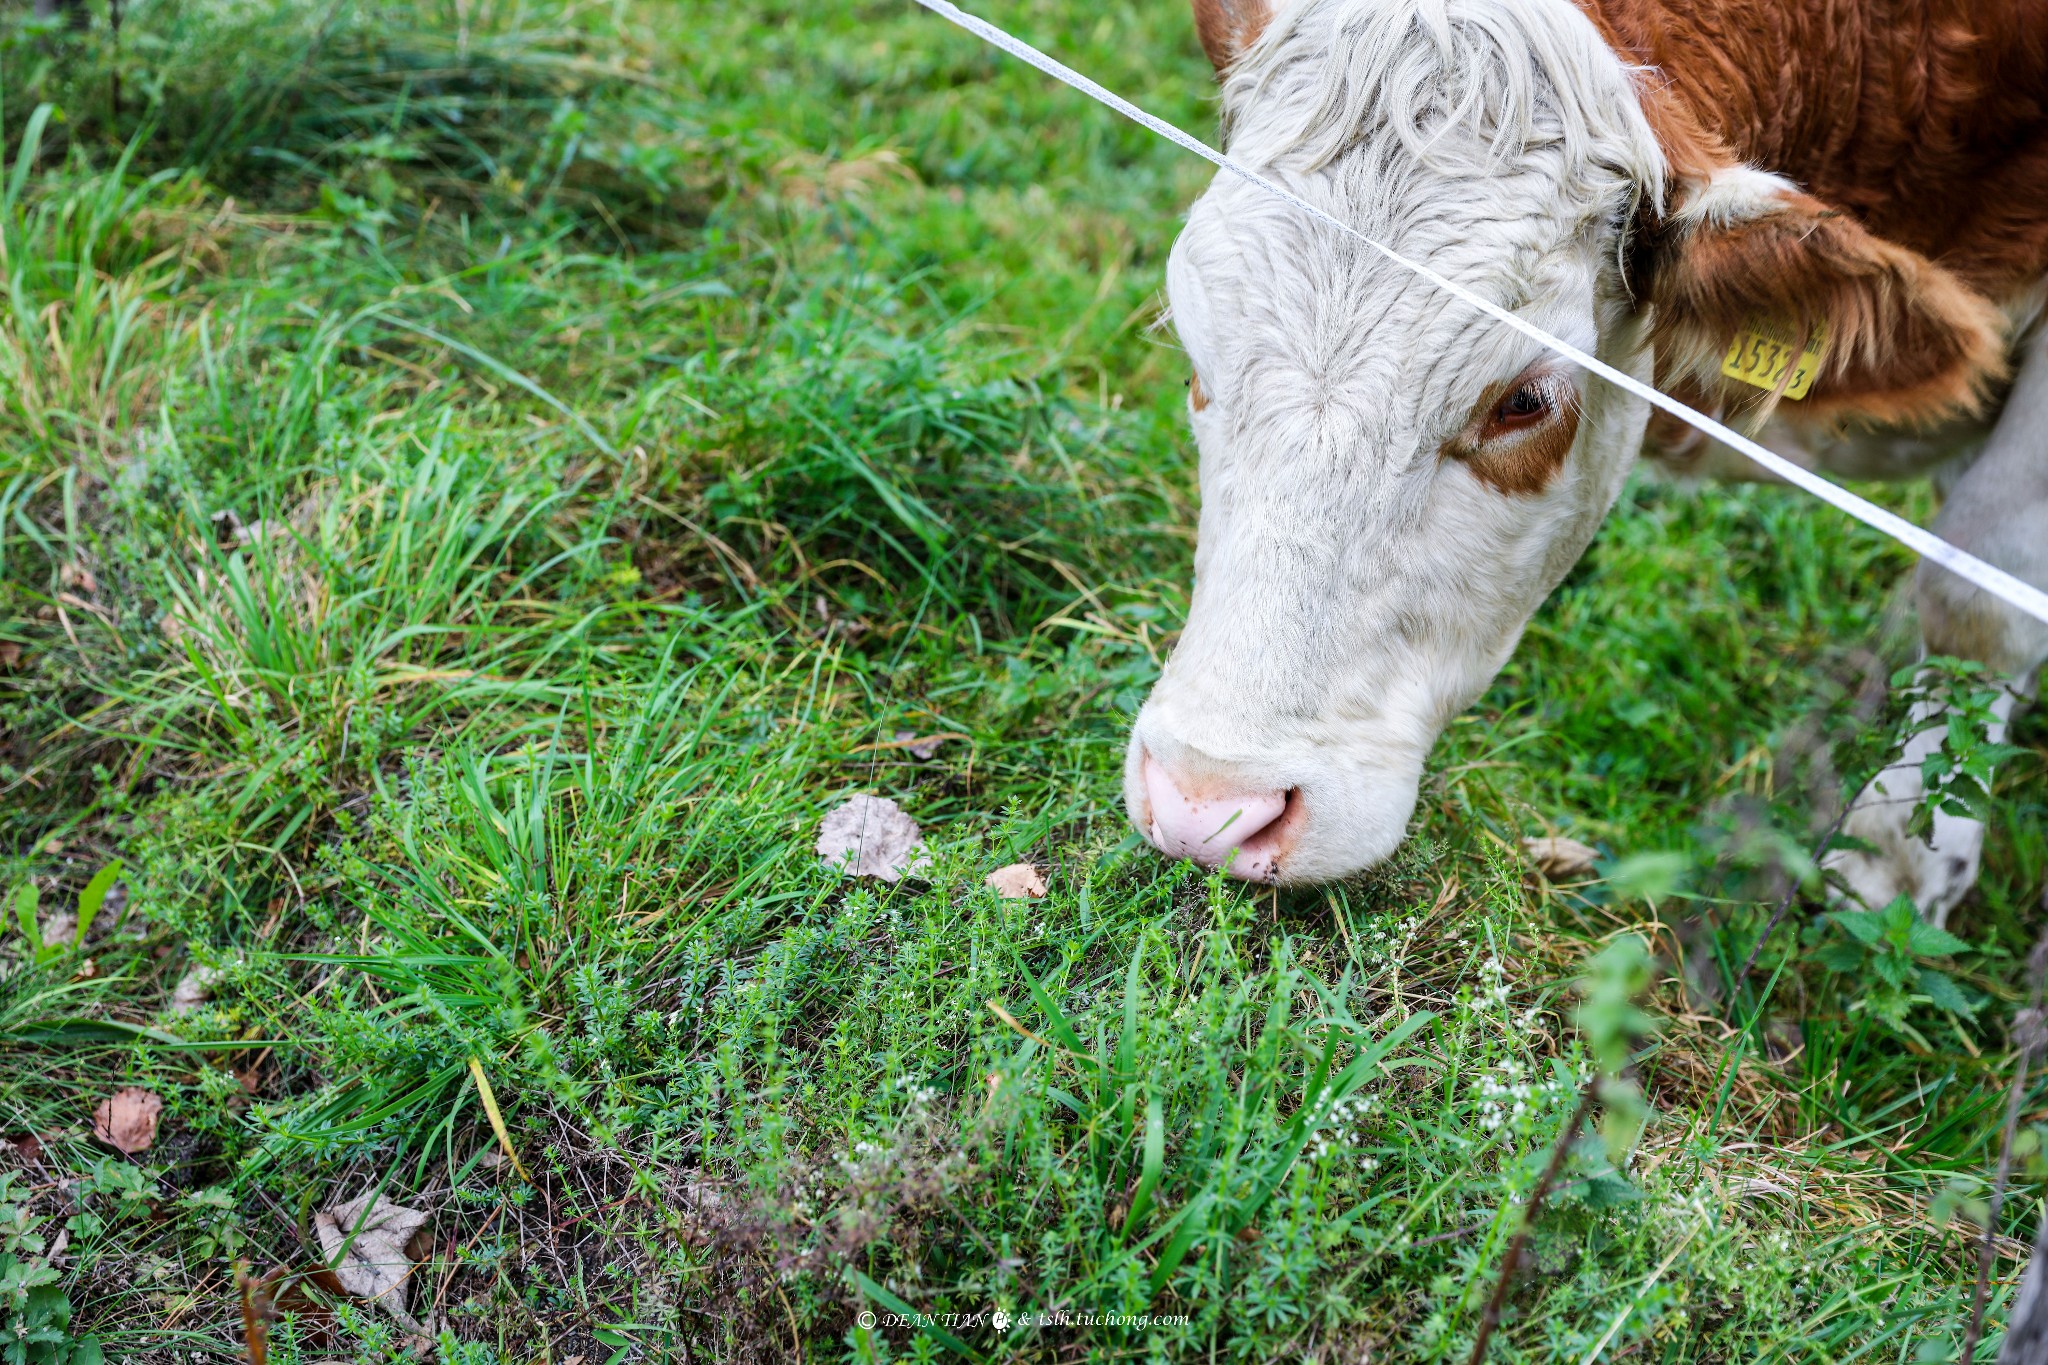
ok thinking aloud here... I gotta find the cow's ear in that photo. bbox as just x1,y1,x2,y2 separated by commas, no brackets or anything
1193,0,1273,75
1642,168,2007,426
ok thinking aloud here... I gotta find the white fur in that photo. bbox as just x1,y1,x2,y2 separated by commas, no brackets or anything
1671,164,1800,227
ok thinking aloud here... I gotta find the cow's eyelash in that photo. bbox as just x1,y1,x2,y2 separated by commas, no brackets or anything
1481,369,1577,430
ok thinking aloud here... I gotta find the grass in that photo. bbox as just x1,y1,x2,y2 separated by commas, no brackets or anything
2,0,2046,1360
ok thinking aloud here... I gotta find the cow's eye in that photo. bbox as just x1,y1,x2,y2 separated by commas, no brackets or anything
1492,382,1551,430
1445,367,1582,495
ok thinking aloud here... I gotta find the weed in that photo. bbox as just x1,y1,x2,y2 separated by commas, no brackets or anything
0,1173,103,1365
1893,658,2031,842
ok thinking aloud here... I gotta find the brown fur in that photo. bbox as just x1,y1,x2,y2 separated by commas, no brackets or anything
1193,0,1273,72
1442,373,1584,495
1643,187,2009,425
1594,0,2048,296
1587,0,2048,426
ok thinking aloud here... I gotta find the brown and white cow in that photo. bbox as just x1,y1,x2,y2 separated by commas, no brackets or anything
1125,0,2048,919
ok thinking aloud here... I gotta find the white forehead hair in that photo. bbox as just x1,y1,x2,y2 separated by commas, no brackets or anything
1220,0,1665,214
1168,0,1669,468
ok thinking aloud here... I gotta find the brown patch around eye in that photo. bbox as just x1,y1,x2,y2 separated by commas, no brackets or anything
1441,370,1581,496
1190,372,1210,412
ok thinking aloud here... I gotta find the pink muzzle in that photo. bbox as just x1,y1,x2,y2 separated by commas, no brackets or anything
1141,753,1293,881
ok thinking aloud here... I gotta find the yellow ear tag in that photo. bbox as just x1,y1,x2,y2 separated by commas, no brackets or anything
1721,321,1829,400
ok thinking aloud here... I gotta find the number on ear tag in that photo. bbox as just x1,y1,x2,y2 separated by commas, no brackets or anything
1721,322,1828,400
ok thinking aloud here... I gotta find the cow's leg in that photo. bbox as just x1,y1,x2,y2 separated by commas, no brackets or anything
1822,324,2048,926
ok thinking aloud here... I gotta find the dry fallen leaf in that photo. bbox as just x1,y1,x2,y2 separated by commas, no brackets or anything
680,1178,725,1218
313,1193,431,1320
1523,836,1601,880
38,910,77,949
0,641,21,669
92,1087,163,1155
209,509,282,549
210,513,283,549
891,728,947,761
985,863,1047,899
816,794,930,882
169,965,223,1015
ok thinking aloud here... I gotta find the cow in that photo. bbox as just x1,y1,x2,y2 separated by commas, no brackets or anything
1124,0,2048,921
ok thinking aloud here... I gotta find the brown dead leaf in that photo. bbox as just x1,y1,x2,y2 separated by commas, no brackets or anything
0,641,20,669
92,1087,163,1155
213,509,283,549
1523,836,1601,880
816,794,930,883
38,910,76,948
7,1132,43,1164
313,1193,431,1321
259,1268,339,1350
985,863,1047,899
169,965,222,1015
402,1223,437,1263
300,1263,348,1297
891,728,947,761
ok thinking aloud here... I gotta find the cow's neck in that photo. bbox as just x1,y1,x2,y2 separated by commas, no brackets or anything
1585,0,2048,298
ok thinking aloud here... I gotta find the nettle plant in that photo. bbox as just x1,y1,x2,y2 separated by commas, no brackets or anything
1892,657,2028,842
1813,656,2018,1036
0,1173,102,1365
1815,896,1977,1039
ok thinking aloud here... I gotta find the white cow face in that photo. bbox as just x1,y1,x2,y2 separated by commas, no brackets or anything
1123,0,1666,883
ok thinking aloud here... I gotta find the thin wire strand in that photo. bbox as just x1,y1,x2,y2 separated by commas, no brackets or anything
908,0,2048,628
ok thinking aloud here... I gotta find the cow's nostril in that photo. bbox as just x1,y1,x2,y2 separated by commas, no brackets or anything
1142,754,1289,877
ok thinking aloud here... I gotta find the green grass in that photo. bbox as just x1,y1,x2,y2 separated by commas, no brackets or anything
2,1,2046,1360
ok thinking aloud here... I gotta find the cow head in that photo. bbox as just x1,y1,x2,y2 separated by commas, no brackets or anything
1125,0,2006,883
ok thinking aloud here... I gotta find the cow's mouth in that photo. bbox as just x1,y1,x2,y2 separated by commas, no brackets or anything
1214,785,1307,883
1138,748,1306,881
